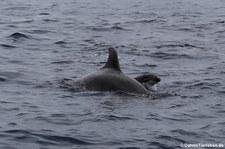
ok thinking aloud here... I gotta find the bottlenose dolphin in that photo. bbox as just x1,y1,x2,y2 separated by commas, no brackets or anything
62,47,160,96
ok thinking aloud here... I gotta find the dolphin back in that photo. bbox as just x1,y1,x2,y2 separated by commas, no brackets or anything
80,69,149,96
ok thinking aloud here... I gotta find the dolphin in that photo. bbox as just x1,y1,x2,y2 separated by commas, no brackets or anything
62,47,160,96
134,74,160,90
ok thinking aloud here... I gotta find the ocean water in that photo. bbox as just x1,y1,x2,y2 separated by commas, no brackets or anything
0,0,225,148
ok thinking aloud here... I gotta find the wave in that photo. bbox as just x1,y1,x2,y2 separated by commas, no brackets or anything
2,129,94,146
87,26,132,32
8,32,29,39
150,52,194,59
154,43,200,49
0,44,17,48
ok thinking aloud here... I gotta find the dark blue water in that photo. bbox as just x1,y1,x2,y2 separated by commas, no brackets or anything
0,0,225,148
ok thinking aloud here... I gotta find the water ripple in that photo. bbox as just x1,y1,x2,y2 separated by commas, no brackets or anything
2,129,93,146
118,147,141,149
0,44,17,49
8,32,29,39
93,114,137,122
0,77,7,82
0,0,224,148
150,52,194,60
154,43,201,49
87,26,132,32
148,141,175,149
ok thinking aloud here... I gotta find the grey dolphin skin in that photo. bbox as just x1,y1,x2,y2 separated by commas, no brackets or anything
134,74,160,89
76,47,160,96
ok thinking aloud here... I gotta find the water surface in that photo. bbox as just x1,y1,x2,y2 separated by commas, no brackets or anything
0,0,225,148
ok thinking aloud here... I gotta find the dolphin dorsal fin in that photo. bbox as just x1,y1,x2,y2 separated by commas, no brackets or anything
102,47,121,71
